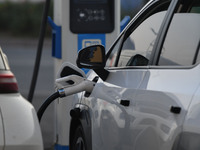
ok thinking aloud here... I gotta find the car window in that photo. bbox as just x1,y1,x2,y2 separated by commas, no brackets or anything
0,48,5,70
118,11,167,67
158,0,200,66
106,1,171,67
106,33,124,67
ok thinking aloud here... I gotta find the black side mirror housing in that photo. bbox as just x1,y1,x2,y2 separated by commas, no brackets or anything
126,54,149,66
77,45,106,69
77,45,109,81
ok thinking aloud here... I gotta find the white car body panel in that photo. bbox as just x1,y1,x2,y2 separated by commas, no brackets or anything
184,85,200,134
0,93,43,150
180,81,200,149
83,64,200,150
135,66,200,149
84,69,148,150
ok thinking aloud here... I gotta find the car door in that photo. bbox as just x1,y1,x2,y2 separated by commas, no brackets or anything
136,1,200,149
81,0,177,150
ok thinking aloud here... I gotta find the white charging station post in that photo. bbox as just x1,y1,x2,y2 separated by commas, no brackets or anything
49,0,121,149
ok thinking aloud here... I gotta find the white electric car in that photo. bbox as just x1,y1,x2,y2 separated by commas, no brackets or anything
0,47,43,150
55,0,200,150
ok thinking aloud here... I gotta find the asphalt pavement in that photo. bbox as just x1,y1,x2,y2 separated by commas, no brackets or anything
0,35,55,150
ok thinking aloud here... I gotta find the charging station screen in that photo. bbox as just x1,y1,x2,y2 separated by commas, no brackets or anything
70,0,114,33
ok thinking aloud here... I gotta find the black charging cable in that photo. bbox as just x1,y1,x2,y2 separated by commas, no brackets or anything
37,89,65,122
28,0,51,103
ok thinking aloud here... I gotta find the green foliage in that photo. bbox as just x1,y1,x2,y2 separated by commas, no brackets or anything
0,1,53,37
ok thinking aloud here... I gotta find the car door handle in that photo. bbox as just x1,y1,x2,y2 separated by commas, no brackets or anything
120,100,130,107
170,106,181,114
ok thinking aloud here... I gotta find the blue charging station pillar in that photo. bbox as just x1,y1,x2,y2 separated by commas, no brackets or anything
51,0,121,149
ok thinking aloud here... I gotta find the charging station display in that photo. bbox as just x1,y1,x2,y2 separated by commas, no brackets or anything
70,0,114,33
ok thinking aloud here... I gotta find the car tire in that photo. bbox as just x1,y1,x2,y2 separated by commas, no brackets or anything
71,125,87,150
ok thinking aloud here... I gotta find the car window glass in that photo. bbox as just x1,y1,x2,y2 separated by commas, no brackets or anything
191,7,200,13
196,40,200,62
158,1,200,66
106,34,124,67
0,51,5,70
117,11,167,67
106,1,171,68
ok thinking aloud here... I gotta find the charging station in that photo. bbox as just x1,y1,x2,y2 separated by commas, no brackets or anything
48,0,121,149
50,0,120,72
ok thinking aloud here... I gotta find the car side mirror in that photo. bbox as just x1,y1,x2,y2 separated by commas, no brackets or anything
77,45,106,69
77,45,109,81
126,54,149,66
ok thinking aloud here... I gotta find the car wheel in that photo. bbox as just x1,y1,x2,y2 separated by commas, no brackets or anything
71,125,87,150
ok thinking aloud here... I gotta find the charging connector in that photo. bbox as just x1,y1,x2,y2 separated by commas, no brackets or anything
37,75,95,122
